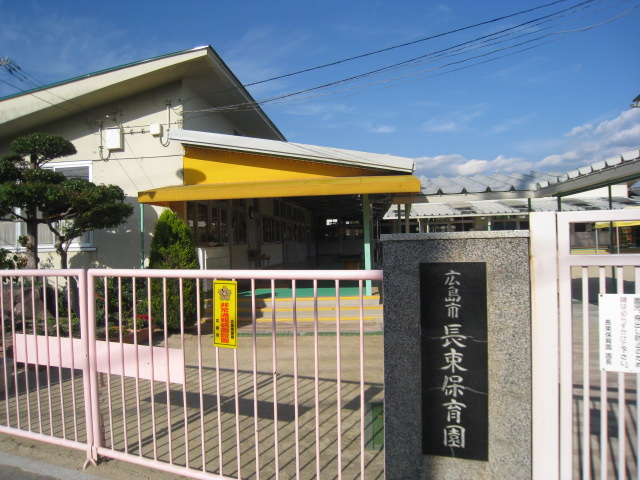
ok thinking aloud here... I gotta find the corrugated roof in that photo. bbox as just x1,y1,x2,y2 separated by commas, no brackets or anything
384,197,640,219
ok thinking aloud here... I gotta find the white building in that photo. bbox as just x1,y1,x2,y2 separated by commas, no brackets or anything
0,46,284,268
1,46,421,270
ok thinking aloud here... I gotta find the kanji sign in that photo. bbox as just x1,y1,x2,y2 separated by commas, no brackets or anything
420,262,488,461
213,280,238,349
599,294,640,373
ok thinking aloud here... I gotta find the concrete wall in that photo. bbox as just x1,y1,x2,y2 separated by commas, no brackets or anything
381,231,531,480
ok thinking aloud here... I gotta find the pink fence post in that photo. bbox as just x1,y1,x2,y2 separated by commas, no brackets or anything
84,269,100,466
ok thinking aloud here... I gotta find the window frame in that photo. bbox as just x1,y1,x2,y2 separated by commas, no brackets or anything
0,161,96,252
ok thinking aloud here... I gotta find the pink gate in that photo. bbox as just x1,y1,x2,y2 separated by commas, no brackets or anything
0,268,384,480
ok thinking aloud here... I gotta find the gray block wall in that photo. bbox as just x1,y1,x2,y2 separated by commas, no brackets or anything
381,232,531,480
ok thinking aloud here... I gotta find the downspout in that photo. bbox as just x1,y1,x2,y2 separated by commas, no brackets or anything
609,185,616,254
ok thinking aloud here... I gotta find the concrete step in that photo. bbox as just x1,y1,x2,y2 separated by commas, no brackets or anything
204,295,382,309
202,296,383,321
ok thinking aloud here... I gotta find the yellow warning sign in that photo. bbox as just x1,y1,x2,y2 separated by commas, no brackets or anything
213,280,238,349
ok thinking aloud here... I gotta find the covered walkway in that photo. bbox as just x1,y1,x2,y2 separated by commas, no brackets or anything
138,129,420,283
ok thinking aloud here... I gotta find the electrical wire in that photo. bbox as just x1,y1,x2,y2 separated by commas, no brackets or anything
0,77,77,114
265,3,638,106
242,0,583,88
2,0,636,124
180,0,605,107
185,1,636,117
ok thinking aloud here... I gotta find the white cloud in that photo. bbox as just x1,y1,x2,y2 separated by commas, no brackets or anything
457,155,532,176
420,108,485,134
538,109,640,170
565,123,593,137
416,108,640,179
594,109,640,135
415,153,532,178
415,154,466,177
422,121,458,133
284,103,353,120
490,113,535,135
456,159,489,176
370,125,395,134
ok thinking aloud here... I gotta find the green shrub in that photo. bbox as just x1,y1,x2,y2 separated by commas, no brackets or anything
95,277,149,335
148,210,199,331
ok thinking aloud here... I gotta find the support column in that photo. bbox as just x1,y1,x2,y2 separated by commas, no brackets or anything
140,204,145,269
395,204,401,233
363,194,373,295
404,204,411,233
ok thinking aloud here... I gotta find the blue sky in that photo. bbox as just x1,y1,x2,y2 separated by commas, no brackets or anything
1,0,639,179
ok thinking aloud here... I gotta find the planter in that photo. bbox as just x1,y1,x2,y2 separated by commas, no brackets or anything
120,326,152,345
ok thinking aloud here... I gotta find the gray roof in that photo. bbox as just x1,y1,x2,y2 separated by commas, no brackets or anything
170,129,416,173
384,196,640,219
418,149,640,198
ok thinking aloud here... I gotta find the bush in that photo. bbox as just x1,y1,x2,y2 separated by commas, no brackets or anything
148,210,199,331
0,248,25,269
95,277,149,336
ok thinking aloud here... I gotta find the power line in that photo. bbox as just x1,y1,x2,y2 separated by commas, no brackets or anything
186,0,634,117
181,0,606,108
3,0,636,124
1,57,45,90
244,0,576,87
258,0,606,105
0,77,76,114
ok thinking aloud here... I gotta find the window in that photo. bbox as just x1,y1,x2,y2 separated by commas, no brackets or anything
493,221,517,231
0,162,94,250
187,201,231,247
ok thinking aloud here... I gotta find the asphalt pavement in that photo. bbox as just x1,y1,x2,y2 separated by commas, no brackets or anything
0,450,105,480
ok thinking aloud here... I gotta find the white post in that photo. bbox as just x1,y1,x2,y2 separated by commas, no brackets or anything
363,194,373,296
529,211,560,480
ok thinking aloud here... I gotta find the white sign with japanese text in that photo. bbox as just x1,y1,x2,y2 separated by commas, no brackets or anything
599,294,640,373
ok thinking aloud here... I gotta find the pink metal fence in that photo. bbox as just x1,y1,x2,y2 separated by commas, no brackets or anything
0,268,384,480
0,270,94,458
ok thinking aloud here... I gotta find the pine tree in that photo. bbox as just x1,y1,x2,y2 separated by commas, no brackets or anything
0,133,133,268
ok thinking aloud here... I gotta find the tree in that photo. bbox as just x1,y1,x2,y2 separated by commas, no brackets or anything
148,209,199,331
43,179,134,269
0,133,133,268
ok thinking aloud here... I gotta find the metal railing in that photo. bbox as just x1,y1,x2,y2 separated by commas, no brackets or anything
0,268,384,480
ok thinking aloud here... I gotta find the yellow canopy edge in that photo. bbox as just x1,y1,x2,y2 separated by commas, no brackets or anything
138,175,421,205
595,220,640,228
183,146,383,184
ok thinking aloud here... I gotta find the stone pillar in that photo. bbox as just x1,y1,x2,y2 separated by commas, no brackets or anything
382,232,531,480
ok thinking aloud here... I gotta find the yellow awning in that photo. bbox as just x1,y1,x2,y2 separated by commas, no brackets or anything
595,220,640,228
138,175,421,205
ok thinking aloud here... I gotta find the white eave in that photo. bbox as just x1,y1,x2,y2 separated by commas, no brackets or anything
0,46,284,141
170,129,416,174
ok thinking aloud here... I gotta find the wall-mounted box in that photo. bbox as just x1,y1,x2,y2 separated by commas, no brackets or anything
149,123,163,136
105,128,123,150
